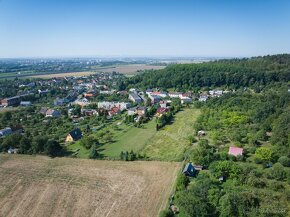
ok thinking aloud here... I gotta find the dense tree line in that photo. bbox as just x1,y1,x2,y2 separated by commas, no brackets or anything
126,54,290,91
0,134,63,157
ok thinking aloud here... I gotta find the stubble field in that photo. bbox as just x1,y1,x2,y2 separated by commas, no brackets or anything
29,64,166,78
0,154,180,217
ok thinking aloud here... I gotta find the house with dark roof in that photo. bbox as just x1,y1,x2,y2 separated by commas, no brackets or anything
182,163,196,177
65,128,82,142
129,93,142,103
149,94,161,104
0,127,13,137
1,96,21,107
45,109,61,118
54,98,65,106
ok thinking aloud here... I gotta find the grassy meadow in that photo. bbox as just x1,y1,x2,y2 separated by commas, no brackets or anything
141,108,201,161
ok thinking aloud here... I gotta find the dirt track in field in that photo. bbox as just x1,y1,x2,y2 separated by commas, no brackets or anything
0,155,180,217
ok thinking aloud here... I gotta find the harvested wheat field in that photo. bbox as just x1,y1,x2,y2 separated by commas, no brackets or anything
0,154,180,217
29,71,98,78
99,64,166,74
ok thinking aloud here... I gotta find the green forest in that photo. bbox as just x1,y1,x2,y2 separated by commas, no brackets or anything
126,54,290,91
156,55,290,217
169,90,290,217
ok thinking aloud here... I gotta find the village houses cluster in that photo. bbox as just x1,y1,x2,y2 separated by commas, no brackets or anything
0,72,230,146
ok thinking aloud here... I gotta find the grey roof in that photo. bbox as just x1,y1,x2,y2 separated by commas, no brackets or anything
130,93,142,100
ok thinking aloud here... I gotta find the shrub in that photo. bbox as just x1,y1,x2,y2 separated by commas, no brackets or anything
266,163,287,181
255,147,273,162
176,173,190,191
159,210,174,217
247,146,256,154
278,156,290,167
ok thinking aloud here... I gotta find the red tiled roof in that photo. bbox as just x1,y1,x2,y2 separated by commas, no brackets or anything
156,107,168,114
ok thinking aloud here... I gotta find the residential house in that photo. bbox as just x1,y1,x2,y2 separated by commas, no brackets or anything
0,127,13,137
129,93,142,103
179,94,193,104
108,107,121,117
65,128,82,142
228,146,244,157
181,97,192,104
159,100,171,108
168,92,182,98
127,107,137,116
209,90,223,97
84,93,95,98
27,82,36,87
1,96,21,107
150,91,168,98
65,91,78,103
117,90,128,95
81,109,98,117
54,98,65,106
45,109,61,118
149,94,161,104
136,107,147,116
156,107,169,117
182,163,196,177
198,95,208,102
145,89,153,95
98,101,131,111
99,90,116,95
20,101,32,106
74,98,90,107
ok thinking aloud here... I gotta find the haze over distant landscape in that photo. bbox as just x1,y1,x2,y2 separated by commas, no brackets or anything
0,0,290,58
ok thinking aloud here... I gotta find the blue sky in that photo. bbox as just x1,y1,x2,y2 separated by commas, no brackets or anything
0,0,289,58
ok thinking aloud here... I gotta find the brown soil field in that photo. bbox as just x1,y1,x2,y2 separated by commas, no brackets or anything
0,154,180,217
98,64,166,74
29,71,98,79
29,64,166,78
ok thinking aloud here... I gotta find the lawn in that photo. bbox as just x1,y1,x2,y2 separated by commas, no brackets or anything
98,120,157,158
66,108,201,160
141,108,201,161
66,140,90,158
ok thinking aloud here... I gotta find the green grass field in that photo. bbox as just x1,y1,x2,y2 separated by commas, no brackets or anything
66,108,201,161
67,141,90,158
98,120,157,158
141,108,201,161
